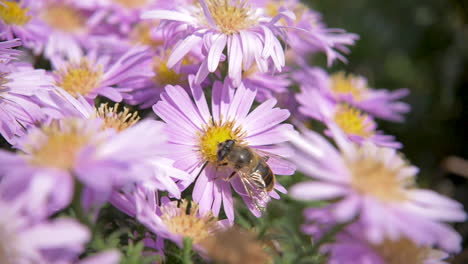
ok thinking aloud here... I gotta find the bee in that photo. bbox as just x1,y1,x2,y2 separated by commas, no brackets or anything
216,139,276,210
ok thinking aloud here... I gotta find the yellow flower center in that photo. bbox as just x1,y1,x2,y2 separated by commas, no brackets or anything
152,57,187,86
42,5,85,33
113,0,149,9
161,200,219,244
334,104,374,138
198,119,245,163
201,0,257,35
0,1,31,26
348,147,412,202
373,238,435,264
55,60,103,97
130,22,164,48
26,120,95,170
95,103,140,132
330,72,366,100
265,1,307,24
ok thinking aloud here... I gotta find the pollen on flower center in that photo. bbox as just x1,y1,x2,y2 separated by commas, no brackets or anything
334,104,374,138
42,5,85,33
161,200,219,244
348,147,411,202
55,60,103,97
202,0,257,34
130,22,163,47
95,103,140,132
373,238,433,264
26,120,94,170
0,1,31,26
331,72,366,100
198,119,245,163
152,57,186,86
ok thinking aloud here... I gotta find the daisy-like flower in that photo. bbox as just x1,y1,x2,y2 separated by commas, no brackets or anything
302,208,451,264
286,126,466,252
0,46,56,144
0,196,90,263
111,189,229,254
142,0,294,86
33,0,118,60
52,46,153,103
296,68,410,122
260,0,358,65
296,85,401,148
0,0,46,47
0,117,182,217
119,52,200,109
153,76,295,220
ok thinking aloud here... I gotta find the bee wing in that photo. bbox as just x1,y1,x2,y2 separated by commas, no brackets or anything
251,146,296,175
235,170,270,211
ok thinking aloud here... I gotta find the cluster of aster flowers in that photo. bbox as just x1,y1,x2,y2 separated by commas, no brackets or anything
0,0,465,263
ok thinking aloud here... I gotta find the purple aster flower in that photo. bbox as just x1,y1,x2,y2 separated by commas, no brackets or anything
285,126,466,252
119,52,201,109
302,207,451,264
112,188,229,255
153,76,295,221
51,46,153,103
90,0,180,35
296,68,410,122
0,196,90,263
0,48,56,144
257,0,359,65
296,83,402,148
0,0,47,48
0,117,181,217
142,0,295,86
31,0,115,60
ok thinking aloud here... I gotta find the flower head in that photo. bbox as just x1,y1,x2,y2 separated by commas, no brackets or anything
260,0,358,65
296,68,410,122
52,46,153,102
0,0,46,47
153,76,295,221
296,82,402,148
302,207,451,264
0,46,56,144
142,0,293,86
286,126,466,252
0,117,182,217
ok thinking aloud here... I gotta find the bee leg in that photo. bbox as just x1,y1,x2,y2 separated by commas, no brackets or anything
227,171,237,181
262,156,270,162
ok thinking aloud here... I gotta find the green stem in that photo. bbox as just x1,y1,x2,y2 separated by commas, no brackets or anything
182,237,193,264
71,181,93,229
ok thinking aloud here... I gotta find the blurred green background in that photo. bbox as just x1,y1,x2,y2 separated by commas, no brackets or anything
307,0,468,256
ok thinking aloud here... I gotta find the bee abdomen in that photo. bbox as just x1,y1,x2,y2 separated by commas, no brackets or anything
253,160,274,191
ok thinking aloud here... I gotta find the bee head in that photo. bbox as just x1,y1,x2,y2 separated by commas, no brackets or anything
217,139,235,162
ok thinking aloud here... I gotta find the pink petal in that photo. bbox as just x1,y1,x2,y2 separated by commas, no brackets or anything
290,181,347,200
207,34,227,72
